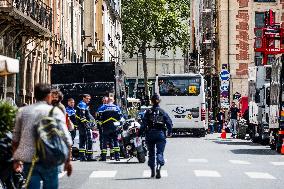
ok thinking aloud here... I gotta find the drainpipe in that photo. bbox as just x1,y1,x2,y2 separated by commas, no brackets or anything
71,0,74,62
62,0,65,64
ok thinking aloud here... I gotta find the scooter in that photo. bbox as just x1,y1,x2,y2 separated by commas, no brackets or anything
120,119,147,163
0,132,25,189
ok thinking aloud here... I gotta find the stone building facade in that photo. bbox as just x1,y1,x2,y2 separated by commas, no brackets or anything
217,0,284,99
0,0,122,104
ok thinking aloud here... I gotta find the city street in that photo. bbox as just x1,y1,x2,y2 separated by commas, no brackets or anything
59,134,284,189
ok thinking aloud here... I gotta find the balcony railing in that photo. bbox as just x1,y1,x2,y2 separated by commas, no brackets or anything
0,0,52,32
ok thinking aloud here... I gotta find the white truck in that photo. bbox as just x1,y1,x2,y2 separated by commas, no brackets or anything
269,56,284,152
248,66,271,144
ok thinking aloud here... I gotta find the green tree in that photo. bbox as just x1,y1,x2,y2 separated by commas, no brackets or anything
122,0,190,97
0,101,17,138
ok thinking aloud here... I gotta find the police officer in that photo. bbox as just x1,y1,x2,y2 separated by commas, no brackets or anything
99,97,122,161
76,94,95,161
140,94,172,179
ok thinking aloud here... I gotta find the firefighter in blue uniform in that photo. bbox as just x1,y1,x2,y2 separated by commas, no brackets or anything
66,98,77,144
97,97,115,160
140,94,172,179
98,97,122,161
76,94,95,161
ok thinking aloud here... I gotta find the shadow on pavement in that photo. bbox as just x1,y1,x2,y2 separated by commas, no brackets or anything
213,141,259,146
106,161,140,164
115,177,151,181
230,149,279,155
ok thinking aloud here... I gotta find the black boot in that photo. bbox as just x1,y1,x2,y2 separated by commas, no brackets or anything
156,165,161,179
151,168,155,178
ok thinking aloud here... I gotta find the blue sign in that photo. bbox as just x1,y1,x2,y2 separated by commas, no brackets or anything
220,69,230,81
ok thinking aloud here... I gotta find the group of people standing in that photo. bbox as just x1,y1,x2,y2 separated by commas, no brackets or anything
58,93,123,162
11,83,173,189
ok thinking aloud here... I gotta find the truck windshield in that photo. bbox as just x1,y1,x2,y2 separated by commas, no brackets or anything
158,76,201,96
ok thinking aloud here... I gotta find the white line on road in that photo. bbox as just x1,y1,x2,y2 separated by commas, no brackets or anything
229,160,251,165
245,172,276,179
270,162,284,166
188,159,208,163
194,170,221,178
143,170,168,177
58,171,66,179
89,171,117,178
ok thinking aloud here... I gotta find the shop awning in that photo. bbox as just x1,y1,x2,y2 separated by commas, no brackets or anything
0,55,19,76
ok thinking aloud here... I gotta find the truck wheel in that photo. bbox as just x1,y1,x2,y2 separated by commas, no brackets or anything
200,130,206,137
137,151,146,163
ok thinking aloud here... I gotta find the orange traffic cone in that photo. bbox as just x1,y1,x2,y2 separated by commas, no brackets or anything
281,139,284,155
221,129,226,139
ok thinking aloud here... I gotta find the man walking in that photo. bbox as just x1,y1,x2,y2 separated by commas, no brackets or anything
140,94,172,179
12,83,72,189
76,94,95,161
229,102,240,138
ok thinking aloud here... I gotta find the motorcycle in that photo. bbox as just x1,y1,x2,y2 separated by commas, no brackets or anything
120,119,147,163
0,132,25,189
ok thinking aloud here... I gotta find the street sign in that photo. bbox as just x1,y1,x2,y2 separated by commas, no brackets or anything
220,85,229,92
221,91,229,98
220,69,230,81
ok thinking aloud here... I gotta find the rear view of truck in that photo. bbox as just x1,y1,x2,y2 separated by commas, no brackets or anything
269,56,284,152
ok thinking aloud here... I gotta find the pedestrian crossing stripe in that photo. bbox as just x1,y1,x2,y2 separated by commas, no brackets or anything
188,159,208,163
229,160,251,165
270,162,284,166
89,171,117,178
245,172,276,179
143,170,168,177
194,170,221,177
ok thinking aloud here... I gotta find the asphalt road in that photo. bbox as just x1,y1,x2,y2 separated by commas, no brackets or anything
59,133,284,189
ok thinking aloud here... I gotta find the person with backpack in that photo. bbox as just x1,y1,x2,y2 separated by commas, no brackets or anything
12,83,73,189
140,94,173,179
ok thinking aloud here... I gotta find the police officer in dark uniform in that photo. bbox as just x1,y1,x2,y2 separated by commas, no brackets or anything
140,94,172,179
76,94,95,161
98,97,122,161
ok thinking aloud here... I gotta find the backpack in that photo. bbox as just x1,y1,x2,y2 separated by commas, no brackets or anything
34,107,69,167
146,108,166,130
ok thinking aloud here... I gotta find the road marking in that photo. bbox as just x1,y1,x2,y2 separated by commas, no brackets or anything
245,172,276,179
89,171,117,178
194,170,221,178
188,159,208,163
143,170,168,177
270,162,284,166
58,171,66,179
229,160,251,165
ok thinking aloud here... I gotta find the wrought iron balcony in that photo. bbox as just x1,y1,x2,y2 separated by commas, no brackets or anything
0,0,52,36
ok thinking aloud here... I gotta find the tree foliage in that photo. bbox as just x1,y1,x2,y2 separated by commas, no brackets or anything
0,101,17,138
122,0,190,56
122,0,190,97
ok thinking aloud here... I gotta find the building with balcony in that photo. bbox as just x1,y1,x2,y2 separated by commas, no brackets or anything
0,0,53,104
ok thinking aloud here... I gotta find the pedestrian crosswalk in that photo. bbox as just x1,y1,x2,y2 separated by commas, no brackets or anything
59,159,284,180
59,169,280,180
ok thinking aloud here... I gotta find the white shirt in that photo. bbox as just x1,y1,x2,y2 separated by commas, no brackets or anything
13,101,72,163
